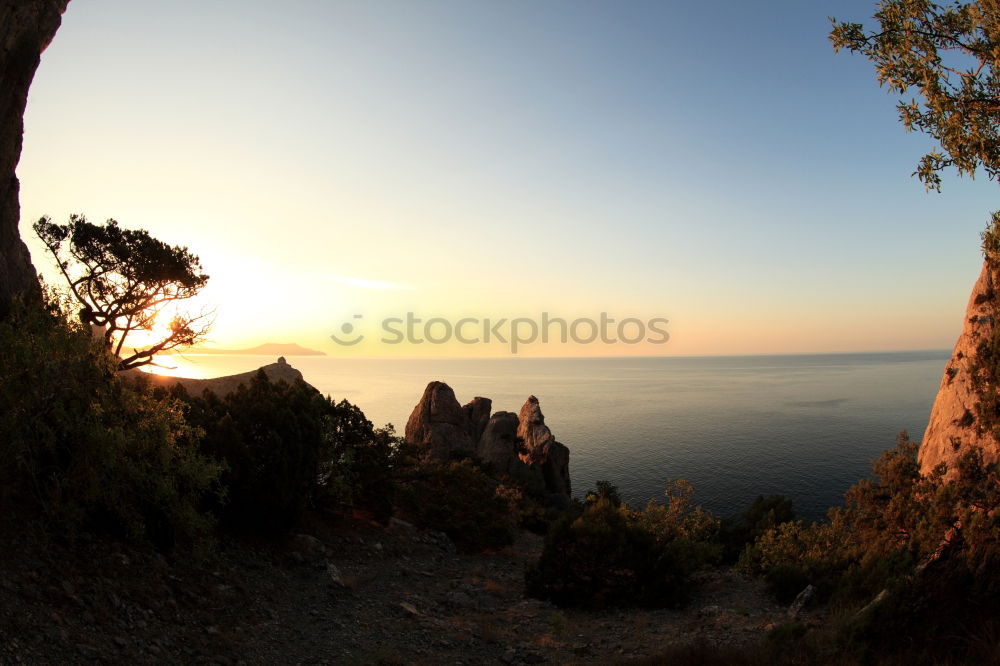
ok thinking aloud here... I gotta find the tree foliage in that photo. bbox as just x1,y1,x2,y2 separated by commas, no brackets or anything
180,371,334,532
394,458,519,553
831,0,1000,190
739,431,1000,661
526,480,720,608
0,291,220,548
33,215,211,370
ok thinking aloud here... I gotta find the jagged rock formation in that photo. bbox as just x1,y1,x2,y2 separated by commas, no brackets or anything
919,260,1000,476
463,396,492,444
404,381,572,498
477,411,522,473
130,356,311,397
404,382,476,459
517,396,572,497
0,0,70,309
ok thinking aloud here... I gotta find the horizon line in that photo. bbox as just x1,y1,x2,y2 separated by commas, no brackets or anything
175,347,953,362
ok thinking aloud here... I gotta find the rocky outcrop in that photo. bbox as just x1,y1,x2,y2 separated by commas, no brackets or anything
404,381,571,498
516,396,572,497
463,396,492,444
404,382,475,459
919,260,1000,476
130,356,312,397
0,0,70,310
477,411,521,472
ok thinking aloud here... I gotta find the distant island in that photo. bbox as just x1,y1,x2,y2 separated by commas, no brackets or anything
165,342,327,356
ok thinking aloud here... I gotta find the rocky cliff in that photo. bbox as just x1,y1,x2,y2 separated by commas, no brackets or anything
0,0,70,309
405,381,572,499
919,259,1000,476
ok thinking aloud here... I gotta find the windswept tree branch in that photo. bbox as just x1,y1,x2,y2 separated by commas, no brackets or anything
32,215,212,371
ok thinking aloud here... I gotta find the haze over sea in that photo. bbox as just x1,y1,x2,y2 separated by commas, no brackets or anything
164,351,949,521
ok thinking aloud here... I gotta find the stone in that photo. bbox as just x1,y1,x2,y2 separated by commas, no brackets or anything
476,411,521,472
517,396,572,497
405,382,572,497
289,534,326,562
398,601,421,617
853,588,890,622
326,563,345,588
463,396,492,443
787,584,815,619
386,517,416,534
477,410,548,494
920,260,1000,477
0,0,70,310
404,381,475,459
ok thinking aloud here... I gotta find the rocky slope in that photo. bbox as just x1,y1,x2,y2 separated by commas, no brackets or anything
0,0,69,308
0,515,800,665
131,356,310,397
405,382,572,499
919,259,1000,476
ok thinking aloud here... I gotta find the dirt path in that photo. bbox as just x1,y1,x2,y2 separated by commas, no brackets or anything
0,516,798,665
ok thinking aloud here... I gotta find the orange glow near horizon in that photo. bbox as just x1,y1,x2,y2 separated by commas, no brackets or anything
14,1,995,361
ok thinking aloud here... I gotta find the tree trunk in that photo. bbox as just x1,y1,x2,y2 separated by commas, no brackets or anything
0,0,70,312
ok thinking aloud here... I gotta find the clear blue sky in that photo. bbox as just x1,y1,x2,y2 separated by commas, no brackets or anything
16,0,1000,355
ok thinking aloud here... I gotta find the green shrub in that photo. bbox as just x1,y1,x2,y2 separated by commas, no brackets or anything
585,480,623,507
318,399,402,522
526,480,720,608
0,294,220,548
982,211,1000,264
740,431,1000,663
719,494,797,563
739,433,929,604
393,458,517,553
181,371,336,532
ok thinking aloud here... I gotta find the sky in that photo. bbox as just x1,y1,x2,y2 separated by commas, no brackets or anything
16,0,1000,357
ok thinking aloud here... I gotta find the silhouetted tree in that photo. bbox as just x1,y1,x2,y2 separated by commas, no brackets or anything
33,215,210,369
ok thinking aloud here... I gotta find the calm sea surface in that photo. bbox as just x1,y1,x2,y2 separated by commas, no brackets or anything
162,352,949,521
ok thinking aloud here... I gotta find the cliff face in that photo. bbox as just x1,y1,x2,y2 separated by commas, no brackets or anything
919,259,1000,476
0,0,69,309
405,381,572,499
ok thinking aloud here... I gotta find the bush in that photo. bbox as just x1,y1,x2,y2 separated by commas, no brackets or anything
393,458,518,553
0,294,220,549
739,433,928,604
525,480,720,608
318,399,401,522
181,371,337,533
719,494,797,563
740,431,1000,663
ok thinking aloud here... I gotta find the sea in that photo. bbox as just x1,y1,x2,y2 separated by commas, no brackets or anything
160,351,950,522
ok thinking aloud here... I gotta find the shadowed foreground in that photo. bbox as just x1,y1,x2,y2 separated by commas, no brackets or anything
0,517,795,665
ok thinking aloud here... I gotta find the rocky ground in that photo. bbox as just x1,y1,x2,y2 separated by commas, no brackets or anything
0,513,815,665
